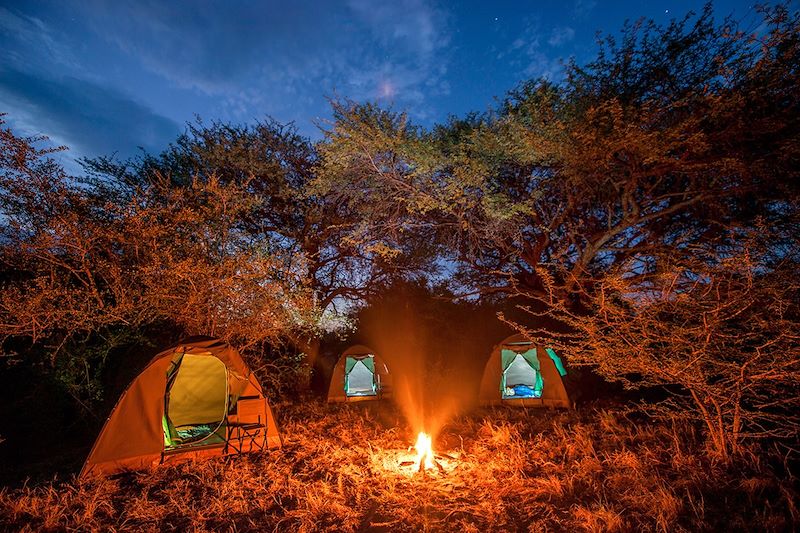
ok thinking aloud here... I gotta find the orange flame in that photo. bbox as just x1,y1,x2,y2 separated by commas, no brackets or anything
414,432,434,470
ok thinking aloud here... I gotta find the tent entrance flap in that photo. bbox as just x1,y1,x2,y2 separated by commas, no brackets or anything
478,334,570,409
165,354,229,447
502,351,543,399
345,356,376,397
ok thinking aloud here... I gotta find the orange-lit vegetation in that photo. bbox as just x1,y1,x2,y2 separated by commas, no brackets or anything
316,4,800,462
1,402,797,532
1,4,800,531
0,116,316,350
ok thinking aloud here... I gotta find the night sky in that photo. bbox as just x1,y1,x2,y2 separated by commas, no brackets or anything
1,1,758,163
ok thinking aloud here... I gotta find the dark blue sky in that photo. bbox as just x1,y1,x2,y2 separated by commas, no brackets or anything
1,1,760,163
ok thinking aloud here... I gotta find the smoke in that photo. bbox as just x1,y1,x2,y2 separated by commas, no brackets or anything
358,282,510,440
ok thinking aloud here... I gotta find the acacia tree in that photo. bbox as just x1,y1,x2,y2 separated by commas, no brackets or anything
0,118,313,403
511,5,800,458
322,5,798,297
83,119,437,385
521,229,800,460
317,5,800,457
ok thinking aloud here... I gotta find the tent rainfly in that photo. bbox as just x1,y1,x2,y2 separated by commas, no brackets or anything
80,337,281,479
479,334,570,408
327,345,392,403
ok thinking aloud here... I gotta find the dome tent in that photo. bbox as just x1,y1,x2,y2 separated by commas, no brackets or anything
327,344,392,403
479,334,570,408
80,337,281,479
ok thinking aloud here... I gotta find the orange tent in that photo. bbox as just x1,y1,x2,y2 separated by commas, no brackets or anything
80,337,281,478
479,334,570,408
327,344,392,403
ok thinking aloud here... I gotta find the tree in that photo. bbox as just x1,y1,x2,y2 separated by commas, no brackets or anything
83,118,437,384
0,117,313,404
513,4,800,458
316,4,800,457
521,228,800,460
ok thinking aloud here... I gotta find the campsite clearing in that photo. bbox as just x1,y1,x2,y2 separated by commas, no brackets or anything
1,401,796,532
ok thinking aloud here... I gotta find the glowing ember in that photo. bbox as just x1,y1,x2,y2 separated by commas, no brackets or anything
414,432,434,470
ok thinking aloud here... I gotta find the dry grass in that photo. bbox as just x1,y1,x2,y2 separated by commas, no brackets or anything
1,401,797,532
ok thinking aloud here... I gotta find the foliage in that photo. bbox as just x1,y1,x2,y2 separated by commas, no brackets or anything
85,118,436,318
0,118,314,402
523,232,800,460
320,5,800,300
81,118,441,388
517,5,800,459
316,4,800,458
51,326,154,410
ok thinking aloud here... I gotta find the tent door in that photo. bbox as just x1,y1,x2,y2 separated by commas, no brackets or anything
502,353,543,399
345,355,377,397
163,354,229,448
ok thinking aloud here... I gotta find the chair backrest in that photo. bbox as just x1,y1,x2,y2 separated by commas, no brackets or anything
235,398,264,425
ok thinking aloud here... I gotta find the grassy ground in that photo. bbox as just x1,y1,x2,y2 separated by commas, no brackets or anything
1,401,797,532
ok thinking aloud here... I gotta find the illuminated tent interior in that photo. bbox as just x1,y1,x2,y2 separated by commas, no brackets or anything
81,337,282,478
479,334,570,407
327,345,392,403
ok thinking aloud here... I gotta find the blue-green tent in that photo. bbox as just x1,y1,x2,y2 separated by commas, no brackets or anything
328,345,392,403
479,334,570,407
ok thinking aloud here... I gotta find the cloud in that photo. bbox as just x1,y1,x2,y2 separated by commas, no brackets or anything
501,17,567,81
0,0,451,154
0,7,77,70
522,53,564,81
346,0,447,58
75,0,317,95
343,0,450,108
574,0,597,17
0,5,179,159
0,67,180,158
69,0,450,122
548,26,575,47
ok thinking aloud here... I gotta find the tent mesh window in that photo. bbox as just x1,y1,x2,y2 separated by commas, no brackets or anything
501,348,544,399
344,355,377,397
162,353,229,448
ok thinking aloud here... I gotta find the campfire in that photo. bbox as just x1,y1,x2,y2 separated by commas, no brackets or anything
393,431,456,475
414,432,434,470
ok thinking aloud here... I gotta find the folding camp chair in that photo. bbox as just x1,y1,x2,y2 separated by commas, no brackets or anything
226,397,267,454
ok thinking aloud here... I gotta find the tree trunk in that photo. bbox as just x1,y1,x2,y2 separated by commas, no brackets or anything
690,389,728,461
291,334,320,392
